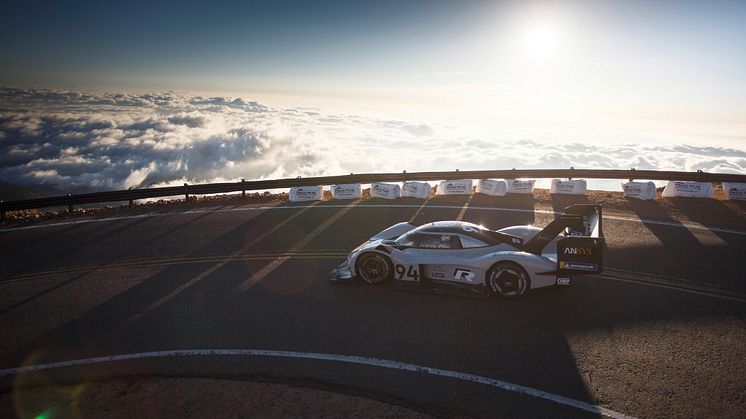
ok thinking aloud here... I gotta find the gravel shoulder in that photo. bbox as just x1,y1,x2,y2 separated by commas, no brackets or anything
1,376,436,419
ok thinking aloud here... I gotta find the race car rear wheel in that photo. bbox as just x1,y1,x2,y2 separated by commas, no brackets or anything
487,262,530,299
356,253,393,284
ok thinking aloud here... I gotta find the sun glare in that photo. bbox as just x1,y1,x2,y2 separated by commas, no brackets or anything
520,20,561,61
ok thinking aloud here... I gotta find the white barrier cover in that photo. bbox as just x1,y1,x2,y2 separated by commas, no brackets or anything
331,183,362,200
550,179,587,195
621,181,657,200
505,179,535,194
401,181,432,199
289,185,324,202
661,181,713,198
722,182,746,201
436,179,473,195
476,179,507,196
370,182,401,200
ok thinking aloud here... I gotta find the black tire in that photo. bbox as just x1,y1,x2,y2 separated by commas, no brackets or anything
356,253,393,284
487,262,530,299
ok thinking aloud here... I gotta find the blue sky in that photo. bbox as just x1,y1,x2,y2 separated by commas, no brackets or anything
3,0,744,111
1,1,745,193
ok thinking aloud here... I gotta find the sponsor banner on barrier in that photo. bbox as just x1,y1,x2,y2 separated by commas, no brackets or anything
436,179,473,195
289,185,324,202
550,179,587,195
401,181,432,199
476,179,507,196
505,179,535,194
330,183,362,200
370,182,401,200
621,181,657,200
722,182,746,201
661,181,713,198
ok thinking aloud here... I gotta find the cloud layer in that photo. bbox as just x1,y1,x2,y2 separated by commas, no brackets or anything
0,87,744,194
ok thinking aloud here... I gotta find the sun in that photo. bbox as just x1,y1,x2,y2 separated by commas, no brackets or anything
520,20,561,61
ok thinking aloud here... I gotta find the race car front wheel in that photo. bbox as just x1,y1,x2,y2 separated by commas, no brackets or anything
487,262,530,299
356,253,393,284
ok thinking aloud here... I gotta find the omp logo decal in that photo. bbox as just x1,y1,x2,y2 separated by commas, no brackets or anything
454,269,476,282
563,247,593,255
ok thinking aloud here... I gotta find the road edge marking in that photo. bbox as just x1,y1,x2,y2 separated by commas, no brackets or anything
0,349,637,419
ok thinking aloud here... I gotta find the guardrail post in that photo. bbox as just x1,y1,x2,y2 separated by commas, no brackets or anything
629,168,636,182
241,179,246,197
67,193,73,214
128,187,134,207
184,183,189,202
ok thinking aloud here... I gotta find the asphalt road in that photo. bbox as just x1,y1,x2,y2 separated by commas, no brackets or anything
1,194,744,418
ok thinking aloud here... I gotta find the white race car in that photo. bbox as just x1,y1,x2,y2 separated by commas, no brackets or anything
328,204,604,299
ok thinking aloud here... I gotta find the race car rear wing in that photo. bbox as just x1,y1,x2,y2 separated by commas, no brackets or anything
523,204,604,275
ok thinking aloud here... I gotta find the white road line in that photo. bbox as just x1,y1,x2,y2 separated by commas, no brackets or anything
110,202,322,333
456,195,473,221
2,203,744,236
600,273,746,303
0,349,636,419
231,200,360,295
408,198,432,224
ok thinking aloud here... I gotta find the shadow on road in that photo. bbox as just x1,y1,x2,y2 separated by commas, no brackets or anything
0,216,153,277
0,211,216,313
550,194,591,215
603,199,746,291
8,202,358,365
5,199,744,418
463,193,536,228
665,197,746,246
0,222,81,257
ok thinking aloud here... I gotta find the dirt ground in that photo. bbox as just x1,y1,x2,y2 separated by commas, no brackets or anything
1,377,435,419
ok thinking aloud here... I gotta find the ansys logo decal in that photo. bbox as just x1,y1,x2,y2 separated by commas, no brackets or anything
454,269,476,282
563,247,593,255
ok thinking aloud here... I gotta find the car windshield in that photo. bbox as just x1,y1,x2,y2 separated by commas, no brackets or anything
394,231,419,246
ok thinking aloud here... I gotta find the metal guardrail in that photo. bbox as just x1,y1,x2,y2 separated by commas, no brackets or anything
1,168,745,219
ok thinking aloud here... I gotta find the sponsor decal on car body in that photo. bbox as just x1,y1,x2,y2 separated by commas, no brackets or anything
454,268,476,282
556,277,571,285
562,247,593,255
559,261,598,271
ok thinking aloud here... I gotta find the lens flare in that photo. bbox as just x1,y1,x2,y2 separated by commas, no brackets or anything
521,20,561,61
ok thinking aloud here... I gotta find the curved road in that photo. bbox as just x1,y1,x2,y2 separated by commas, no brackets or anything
1,194,744,418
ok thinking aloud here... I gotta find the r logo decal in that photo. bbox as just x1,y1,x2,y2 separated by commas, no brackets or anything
454,269,476,282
